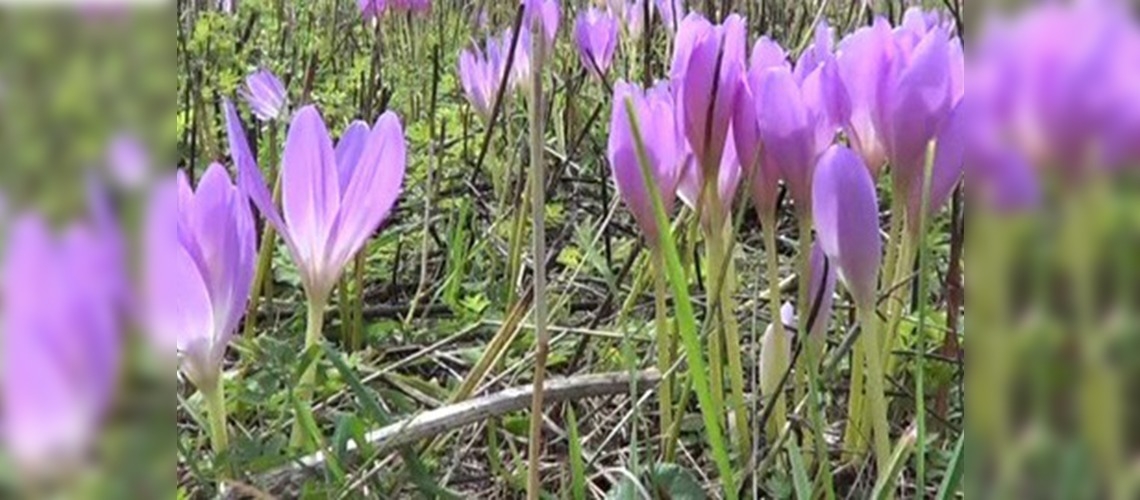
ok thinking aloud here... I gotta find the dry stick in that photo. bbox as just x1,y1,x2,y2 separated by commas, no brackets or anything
234,371,662,497
525,19,549,500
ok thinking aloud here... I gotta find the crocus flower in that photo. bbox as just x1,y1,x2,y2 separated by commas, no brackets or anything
242,68,288,122
524,0,560,45
1,212,123,472
574,7,619,79
359,0,430,19
812,145,881,309
676,131,739,219
759,302,794,409
836,18,893,175
671,13,746,177
875,11,959,200
608,80,683,245
737,36,789,218
800,243,837,341
145,166,256,390
224,100,406,305
106,133,150,189
753,65,834,215
459,32,510,121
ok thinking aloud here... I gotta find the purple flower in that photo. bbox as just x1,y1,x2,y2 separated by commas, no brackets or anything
242,68,288,122
1,212,123,471
224,100,407,304
575,7,619,79
106,133,150,189
608,80,683,245
145,166,256,389
524,0,560,45
359,0,430,19
812,145,881,309
459,32,511,121
875,10,960,198
675,130,739,219
753,65,834,215
737,36,789,217
671,13,746,177
836,18,893,175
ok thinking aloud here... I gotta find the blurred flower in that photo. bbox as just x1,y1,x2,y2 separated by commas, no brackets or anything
800,243,837,341
145,166,256,390
241,68,288,122
459,32,510,121
218,0,236,14
106,133,151,189
224,100,406,304
760,302,794,409
608,80,683,245
812,145,881,309
671,13,746,182
676,131,739,218
1,211,123,472
737,36,789,218
523,0,560,45
973,0,1140,175
574,7,618,79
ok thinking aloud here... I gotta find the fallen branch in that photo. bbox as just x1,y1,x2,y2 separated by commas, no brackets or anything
234,370,661,496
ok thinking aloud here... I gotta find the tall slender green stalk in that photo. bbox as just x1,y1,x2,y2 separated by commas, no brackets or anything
652,248,675,457
913,142,938,490
525,24,549,500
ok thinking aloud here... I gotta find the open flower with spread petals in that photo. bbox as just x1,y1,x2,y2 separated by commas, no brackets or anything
524,0,560,45
225,100,406,306
242,68,288,122
2,210,124,473
575,7,618,79
459,32,511,121
608,80,683,246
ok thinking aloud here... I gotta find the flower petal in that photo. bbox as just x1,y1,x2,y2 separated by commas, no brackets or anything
281,105,341,284
812,145,881,308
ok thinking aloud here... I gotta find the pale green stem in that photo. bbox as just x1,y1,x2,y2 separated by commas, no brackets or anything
858,304,892,478
291,294,328,449
201,373,229,473
761,212,787,438
844,332,869,457
653,247,674,459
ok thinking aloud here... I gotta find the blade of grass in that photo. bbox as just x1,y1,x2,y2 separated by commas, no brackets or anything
871,426,917,500
624,97,737,500
787,438,813,500
935,433,964,500
567,406,588,500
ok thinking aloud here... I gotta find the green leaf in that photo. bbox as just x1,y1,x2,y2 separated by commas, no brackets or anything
650,463,706,500
787,439,813,500
623,97,737,500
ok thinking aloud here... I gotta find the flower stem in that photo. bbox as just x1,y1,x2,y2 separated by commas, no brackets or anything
291,295,327,449
201,374,229,473
858,304,892,477
652,247,675,459
761,213,787,438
